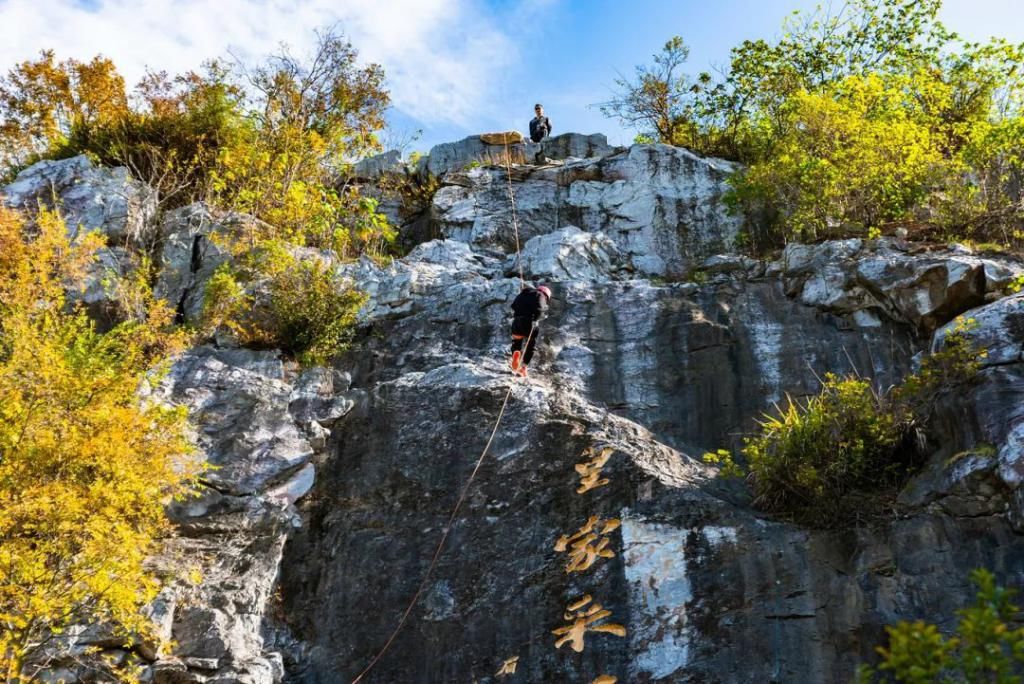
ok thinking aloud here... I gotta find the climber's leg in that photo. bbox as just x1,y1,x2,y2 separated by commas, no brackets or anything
510,335,524,371
510,315,534,371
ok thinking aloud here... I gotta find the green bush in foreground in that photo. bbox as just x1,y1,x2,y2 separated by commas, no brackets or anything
858,569,1024,683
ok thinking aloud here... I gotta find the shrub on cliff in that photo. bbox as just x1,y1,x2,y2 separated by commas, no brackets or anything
1,31,390,366
0,208,199,681
743,375,911,524
201,242,366,366
0,30,396,262
723,318,985,526
54,66,247,210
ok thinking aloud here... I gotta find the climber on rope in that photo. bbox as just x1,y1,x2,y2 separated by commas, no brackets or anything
529,104,552,143
509,284,552,377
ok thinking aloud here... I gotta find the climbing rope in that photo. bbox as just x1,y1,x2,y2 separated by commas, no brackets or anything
350,329,536,684
351,136,534,683
503,137,526,288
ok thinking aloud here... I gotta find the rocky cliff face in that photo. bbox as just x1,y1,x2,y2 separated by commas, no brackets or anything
5,134,1024,683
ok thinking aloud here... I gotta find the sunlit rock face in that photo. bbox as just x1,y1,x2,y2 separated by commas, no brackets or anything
270,140,1024,682
431,142,743,279
3,154,156,243
8,138,1024,683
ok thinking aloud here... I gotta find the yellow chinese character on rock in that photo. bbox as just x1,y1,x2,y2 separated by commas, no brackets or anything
575,447,613,494
552,594,626,652
495,655,519,677
554,515,621,573
592,677,618,684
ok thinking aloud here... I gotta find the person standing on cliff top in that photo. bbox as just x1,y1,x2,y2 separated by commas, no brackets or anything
529,104,552,143
509,284,551,377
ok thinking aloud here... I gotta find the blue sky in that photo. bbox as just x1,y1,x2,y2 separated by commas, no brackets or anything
1,0,1021,155
420,0,1024,151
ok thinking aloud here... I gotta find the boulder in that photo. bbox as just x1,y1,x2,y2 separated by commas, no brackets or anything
161,347,312,495
433,143,742,277
153,203,271,323
479,130,525,145
513,225,623,281
932,293,1024,493
66,246,138,327
537,131,617,161
775,238,1023,331
145,346,346,684
353,149,404,180
420,132,617,177
2,155,156,244
933,291,1024,366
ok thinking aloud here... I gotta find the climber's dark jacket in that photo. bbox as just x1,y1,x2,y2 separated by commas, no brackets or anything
511,287,548,330
529,115,552,143
510,287,548,366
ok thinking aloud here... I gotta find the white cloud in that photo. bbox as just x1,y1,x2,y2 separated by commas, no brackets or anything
0,0,519,126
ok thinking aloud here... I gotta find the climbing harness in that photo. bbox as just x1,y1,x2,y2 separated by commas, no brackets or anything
350,137,533,684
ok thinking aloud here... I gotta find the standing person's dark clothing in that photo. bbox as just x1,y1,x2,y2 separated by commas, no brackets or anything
510,285,551,372
529,115,552,143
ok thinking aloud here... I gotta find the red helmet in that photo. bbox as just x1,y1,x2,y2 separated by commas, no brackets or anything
537,285,552,299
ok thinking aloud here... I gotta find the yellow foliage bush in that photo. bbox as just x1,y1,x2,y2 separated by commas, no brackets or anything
2,32,397,262
730,74,946,243
0,208,198,681
604,1,1024,249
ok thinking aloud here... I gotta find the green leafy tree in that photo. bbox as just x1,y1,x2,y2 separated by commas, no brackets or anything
727,72,946,243
57,63,247,210
601,1,1024,248
712,0,951,156
598,37,715,150
211,28,393,258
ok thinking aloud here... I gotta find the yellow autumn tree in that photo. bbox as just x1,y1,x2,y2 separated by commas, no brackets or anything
209,28,394,258
0,50,129,174
0,208,198,682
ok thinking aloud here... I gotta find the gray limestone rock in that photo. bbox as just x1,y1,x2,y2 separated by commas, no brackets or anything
432,143,743,278
775,238,1023,332
513,225,623,282
154,203,269,324
162,347,313,495
3,154,156,244
353,149,404,179
138,347,339,683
